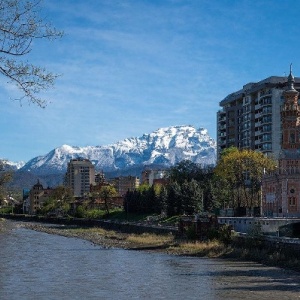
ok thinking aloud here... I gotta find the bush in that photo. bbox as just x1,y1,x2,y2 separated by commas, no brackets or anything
207,225,232,244
0,206,13,214
84,209,105,219
75,205,85,218
217,224,232,245
185,226,197,240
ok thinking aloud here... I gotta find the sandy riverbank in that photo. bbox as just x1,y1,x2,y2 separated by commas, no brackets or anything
1,219,177,251
23,222,143,249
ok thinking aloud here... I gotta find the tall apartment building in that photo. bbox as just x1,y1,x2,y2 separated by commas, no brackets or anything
64,158,95,198
217,75,300,159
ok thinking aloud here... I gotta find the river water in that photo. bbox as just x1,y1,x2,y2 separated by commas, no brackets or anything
1,222,300,299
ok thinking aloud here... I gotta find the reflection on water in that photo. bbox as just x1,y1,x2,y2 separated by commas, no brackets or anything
0,223,300,300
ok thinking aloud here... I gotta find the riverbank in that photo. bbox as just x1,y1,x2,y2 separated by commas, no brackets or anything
2,218,300,272
0,218,228,256
21,222,183,252
21,221,300,272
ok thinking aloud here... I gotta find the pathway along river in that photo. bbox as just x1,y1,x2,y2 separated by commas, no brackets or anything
1,221,300,299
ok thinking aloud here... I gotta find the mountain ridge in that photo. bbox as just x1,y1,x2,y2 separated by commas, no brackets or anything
20,125,216,175
8,125,216,188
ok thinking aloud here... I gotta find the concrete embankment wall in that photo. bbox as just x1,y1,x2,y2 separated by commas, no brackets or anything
0,214,178,236
233,234,300,256
218,216,300,235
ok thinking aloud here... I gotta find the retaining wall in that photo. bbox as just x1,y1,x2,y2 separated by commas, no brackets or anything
0,214,178,236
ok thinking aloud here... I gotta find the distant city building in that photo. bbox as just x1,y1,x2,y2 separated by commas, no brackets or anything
141,169,167,186
22,188,30,214
217,75,300,159
95,171,105,184
64,158,95,198
110,176,140,196
29,180,53,214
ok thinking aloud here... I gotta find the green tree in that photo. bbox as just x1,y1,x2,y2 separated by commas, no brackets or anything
167,160,201,184
214,147,276,213
98,185,118,215
166,160,216,216
50,186,73,202
181,179,203,215
41,186,73,216
166,181,182,216
0,0,63,107
123,184,162,214
158,185,168,215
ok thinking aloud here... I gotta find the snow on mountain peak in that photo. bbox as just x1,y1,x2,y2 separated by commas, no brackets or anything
19,125,216,176
1,159,25,170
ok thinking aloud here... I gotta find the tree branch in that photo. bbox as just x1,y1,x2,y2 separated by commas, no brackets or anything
0,0,63,105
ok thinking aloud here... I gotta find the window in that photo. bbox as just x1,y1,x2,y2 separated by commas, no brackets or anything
290,132,295,144
289,197,296,206
262,143,272,150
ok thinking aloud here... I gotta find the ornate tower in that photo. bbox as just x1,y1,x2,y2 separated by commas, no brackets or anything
263,65,300,217
280,64,300,151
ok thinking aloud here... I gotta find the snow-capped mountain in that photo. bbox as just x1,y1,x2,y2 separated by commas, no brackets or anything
19,125,216,177
1,160,25,171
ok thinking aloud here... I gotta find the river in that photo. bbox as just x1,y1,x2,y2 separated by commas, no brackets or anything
0,221,300,299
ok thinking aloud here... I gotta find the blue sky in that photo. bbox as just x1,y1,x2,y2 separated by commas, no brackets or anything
1,0,300,162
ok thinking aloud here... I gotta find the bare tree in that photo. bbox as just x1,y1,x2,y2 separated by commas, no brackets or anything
0,0,63,107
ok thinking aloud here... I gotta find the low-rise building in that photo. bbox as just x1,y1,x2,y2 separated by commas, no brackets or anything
141,169,167,186
110,176,140,196
29,180,53,214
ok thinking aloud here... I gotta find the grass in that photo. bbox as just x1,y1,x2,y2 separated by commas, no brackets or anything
63,226,122,240
53,225,230,255
61,227,175,247
168,240,231,257
0,207,13,214
126,232,175,247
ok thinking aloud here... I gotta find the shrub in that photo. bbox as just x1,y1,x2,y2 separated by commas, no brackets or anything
185,226,197,240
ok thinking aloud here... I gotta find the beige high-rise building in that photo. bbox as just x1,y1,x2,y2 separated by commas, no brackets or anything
65,158,95,198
